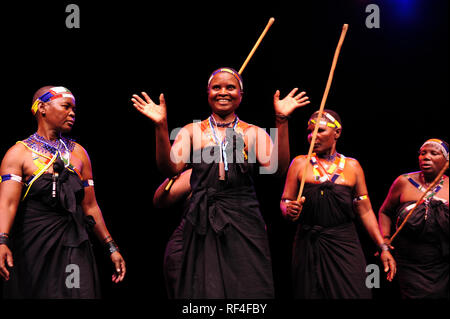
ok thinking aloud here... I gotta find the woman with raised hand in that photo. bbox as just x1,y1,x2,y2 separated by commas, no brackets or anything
132,67,309,298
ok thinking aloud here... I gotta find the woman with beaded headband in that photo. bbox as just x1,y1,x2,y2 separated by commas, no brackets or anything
378,138,449,298
0,86,126,298
280,109,396,299
132,67,310,298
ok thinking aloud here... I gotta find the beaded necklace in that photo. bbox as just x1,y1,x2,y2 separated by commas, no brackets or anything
208,115,239,180
24,133,75,168
402,173,447,220
310,152,345,183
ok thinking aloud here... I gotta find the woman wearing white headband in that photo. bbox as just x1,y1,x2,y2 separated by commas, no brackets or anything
0,86,126,298
132,67,310,298
280,109,396,299
378,138,449,298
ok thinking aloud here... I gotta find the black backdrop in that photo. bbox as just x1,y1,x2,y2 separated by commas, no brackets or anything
0,0,448,312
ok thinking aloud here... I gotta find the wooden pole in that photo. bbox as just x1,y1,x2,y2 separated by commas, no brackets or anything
296,24,349,206
238,17,275,75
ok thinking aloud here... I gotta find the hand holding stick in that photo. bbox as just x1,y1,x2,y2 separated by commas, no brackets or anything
294,24,349,220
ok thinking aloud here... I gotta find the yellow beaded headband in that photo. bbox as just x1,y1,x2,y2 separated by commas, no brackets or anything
308,111,342,129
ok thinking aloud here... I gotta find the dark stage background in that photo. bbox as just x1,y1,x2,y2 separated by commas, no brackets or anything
0,0,448,312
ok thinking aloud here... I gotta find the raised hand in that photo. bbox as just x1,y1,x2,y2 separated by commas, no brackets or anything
131,92,167,125
273,88,310,117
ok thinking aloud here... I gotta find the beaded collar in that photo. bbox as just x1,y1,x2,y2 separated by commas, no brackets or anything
310,152,345,183
401,173,448,220
22,133,75,167
404,173,445,195
211,116,238,128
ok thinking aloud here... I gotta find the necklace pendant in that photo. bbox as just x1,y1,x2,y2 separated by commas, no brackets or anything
218,162,226,180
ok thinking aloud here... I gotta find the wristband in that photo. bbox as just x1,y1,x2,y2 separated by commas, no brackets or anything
275,113,290,121
0,233,10,247
379,243,390,252
104,239,119,255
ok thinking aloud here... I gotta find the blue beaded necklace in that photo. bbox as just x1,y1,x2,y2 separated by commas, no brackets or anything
26,133,74,167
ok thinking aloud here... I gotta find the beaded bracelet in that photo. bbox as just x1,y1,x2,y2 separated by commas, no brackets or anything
104,239,119,255
275,113,290,121
379,243,390,252
0,233,10,246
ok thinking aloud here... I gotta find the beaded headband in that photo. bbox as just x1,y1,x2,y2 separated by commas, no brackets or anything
420,139,449,161
31,86,75,115
308,111,342,129
207,67,243,91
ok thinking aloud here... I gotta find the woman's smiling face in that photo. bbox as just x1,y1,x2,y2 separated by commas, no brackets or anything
207,72,242,116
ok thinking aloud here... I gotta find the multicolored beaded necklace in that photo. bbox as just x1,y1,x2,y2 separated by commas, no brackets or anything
401,173,447,220
310,152,345,183
22,133,75,168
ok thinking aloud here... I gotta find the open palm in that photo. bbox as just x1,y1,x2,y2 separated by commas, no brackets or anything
131,92,167,124
274,88,310,116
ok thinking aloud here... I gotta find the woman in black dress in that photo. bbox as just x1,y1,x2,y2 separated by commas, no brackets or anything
0,86,126,298
280,109,396,298
378,138,449,298
132,67,310,298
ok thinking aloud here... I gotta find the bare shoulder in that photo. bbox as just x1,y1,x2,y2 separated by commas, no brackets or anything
240,121,260,135
0,143,28,173
290,155,309,171
292,154,309,164
344,156,362,169
176,122,195,139
2,142,29,162
72,142,91,162
395,171,417,187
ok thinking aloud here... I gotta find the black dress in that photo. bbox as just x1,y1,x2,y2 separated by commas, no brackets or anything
3,166,101,299
292,182,372,299
391,200,449,299
172,145,274,298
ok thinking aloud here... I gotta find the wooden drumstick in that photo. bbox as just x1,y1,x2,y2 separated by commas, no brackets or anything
388,161,449,244
295,24,349,212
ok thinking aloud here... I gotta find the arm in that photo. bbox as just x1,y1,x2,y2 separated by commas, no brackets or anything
378,176,404,241
279,156,306,221
132,92,189,176
256,89,310,176
153,169,192,208
262,89,309,176
76,144,126,283
0,144,26,280
351,159,396,281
